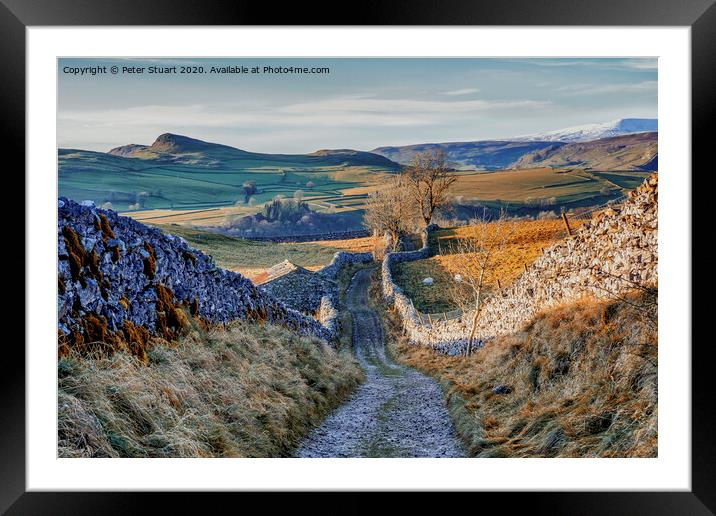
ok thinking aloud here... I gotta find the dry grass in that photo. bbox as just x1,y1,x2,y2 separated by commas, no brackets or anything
374,273,657,458
58,320,363,457
393,219,585,313
312,235,378,253
448,168,604,202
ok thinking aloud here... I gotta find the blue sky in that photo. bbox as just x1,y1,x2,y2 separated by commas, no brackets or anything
57,58,657,153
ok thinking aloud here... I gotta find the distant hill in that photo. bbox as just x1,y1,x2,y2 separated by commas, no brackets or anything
372,140,561,170
372,119,658,171
513,132,658,171
102,133,402,169
108,133,249,162
309,148,401,168
514,118,657,143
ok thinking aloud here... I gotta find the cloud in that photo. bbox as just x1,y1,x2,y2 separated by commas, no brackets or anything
59,95,552,132
276,95,550,117
504,58,657,72
57,94,553,152
621,58,658,70
556,80,657,96
442,88,479,96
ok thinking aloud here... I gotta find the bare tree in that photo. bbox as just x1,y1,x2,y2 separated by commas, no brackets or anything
446,212,516,356
404,149,457,227
363,176,418,252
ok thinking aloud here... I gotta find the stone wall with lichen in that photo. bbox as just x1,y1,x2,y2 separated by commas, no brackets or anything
382,175,658,355
316,250,374,281
57,198,334,361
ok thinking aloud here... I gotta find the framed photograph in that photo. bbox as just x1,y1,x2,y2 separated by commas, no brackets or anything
5,0,711,512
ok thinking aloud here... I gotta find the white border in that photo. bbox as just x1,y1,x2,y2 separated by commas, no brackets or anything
27,27,691,491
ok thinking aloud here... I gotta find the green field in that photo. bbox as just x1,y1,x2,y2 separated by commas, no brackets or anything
59,149,395,213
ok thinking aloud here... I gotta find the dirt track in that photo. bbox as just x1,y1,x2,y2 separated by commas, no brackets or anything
295,269,465,458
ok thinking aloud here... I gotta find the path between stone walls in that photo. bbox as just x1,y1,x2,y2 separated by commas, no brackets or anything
295,269,465,458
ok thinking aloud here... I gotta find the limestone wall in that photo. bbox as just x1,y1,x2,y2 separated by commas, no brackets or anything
317,250,374,281
57,198,335,351
381,175,658,355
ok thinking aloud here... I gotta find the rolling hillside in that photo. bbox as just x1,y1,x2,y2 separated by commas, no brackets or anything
371,119,657,171
59,129,657,231
372,140,561,170
59,133,401,212
448,167,652,208
513,132,657,170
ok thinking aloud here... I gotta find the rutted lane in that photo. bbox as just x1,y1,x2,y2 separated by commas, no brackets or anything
295,268,465,458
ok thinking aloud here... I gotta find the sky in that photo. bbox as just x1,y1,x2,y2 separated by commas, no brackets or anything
57,57,657,154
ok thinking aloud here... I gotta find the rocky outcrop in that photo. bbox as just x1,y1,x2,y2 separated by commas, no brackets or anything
382,175,658,355
57,198,335,359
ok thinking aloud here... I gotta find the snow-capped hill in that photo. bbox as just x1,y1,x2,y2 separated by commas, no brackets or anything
515,118,657,143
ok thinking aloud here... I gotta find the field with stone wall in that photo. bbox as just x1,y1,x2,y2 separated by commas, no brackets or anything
382,174,658,355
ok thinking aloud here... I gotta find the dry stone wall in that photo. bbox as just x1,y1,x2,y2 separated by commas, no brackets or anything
258,251,374,332
382,175,658,355
317,251,374,282
243,229,371,243
258,264,338,313
317,295,340,336
57,198,335,350
314,250,375,338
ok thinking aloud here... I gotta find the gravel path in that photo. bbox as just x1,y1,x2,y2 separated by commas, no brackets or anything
295,269,466,458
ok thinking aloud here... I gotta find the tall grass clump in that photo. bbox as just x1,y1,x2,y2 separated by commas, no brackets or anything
377,275,657,458
58,321,363,457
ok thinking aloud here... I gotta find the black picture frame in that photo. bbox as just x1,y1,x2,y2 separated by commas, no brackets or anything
3,0,711,513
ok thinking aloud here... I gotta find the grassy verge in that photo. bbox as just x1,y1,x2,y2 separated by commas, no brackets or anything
369,272,657,458
58,319,363,457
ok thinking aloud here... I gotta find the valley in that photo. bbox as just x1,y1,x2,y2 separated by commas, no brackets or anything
59,128,656,233
53,56,662,464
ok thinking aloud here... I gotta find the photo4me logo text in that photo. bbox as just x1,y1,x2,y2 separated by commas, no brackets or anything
61,65,331,76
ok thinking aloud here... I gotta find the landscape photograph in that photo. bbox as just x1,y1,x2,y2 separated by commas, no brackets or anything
57,57,658,458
